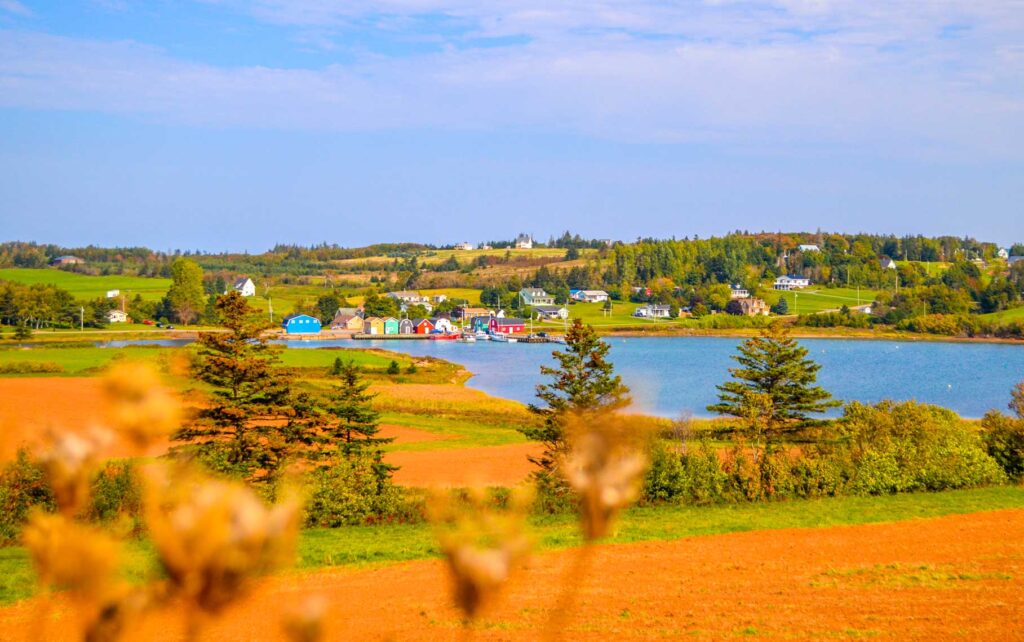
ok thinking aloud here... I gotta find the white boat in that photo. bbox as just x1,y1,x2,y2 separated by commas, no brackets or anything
474,331,491,341
460,334,476,343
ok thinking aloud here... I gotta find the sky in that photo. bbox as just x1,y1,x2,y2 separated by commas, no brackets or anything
0,1,1022,251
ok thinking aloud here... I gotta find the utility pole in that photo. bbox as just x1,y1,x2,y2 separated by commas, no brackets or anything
268,297,274,324
80,306,84,331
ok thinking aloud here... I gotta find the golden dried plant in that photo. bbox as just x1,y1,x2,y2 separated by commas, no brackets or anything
37,427,112,515
429,486,533,620
560,412,649,541
281,595,327,642
143,463,301,616
102,361,183,450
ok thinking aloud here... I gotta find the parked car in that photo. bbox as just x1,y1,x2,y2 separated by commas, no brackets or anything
166,325,175,330
142,319,155,326
156,322,163,328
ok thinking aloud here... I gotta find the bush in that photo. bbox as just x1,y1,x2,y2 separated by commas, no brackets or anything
0,361,64,374
304,456,407,527
643,440,729,505
387,360,400,375
0,450,56,544
838,401,1005,494
87,461,143,527
981,411,1024,480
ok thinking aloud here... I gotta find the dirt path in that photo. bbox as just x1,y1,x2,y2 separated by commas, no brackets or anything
2,509,1022,641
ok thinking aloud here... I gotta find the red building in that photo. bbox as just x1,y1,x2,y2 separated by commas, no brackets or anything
413,318,435,334
489,317,526,334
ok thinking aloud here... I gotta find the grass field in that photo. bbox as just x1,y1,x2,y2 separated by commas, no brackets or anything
0,345,171,375
765,286,879,315
1,486,1020,606
0,268,171,302
979,305,1024,322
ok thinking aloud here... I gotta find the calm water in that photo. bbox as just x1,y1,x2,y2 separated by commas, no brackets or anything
285,337,1024,418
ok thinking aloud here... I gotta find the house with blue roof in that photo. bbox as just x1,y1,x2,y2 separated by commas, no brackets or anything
283,313,321,334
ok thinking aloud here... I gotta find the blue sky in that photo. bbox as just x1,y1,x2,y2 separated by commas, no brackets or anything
0,1,1021,251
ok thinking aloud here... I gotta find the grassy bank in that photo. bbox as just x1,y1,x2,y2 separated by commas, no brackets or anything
1,486,1021,606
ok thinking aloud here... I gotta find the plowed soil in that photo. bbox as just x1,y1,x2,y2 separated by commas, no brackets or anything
2,510,1022,641
0,377,108,459
388,442,542,487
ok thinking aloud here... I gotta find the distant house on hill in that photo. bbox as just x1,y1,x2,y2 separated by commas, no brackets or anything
570,290,609,303
387,290,428,304
515,234,533,250
105,289,120,299
454,242,474,251
51,255,84,267
283,314,321,334
106,309,128,323
733,298,769,316
232,277,256,297
774,275,810,291
798,244,821,252
534,305,569,320
520,288,554,306
634,304,671,319
997,248,1009,260
729,285,749,299
879,257,897,270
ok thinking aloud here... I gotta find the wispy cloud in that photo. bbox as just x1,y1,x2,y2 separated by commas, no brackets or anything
1,1,1022,158
0,0,32,17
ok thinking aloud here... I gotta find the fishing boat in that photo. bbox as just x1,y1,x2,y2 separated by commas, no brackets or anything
459,334,476,343
430,332,460,341
474,330,491,341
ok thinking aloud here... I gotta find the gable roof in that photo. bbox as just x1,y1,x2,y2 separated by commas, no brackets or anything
493,317,525,325
233,277,253,288
534,305,564,313
283,313,319,324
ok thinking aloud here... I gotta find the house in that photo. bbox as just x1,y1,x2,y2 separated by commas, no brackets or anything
489,317,526,334
387,290,428,304
520,288,554,306
798,244,821,252
515,234,533,250
362,317,385,335
283,314,321,334
232,277,257,297
478,244,492,250
997,248,1009,260
431,294,448,304
51,255,84,266
454,242,475,251
571,290,609,303
335,307,363,319
106,309,128,323
105,289,120,299
631,286,652,297
773,275,810,291
431,318,454,333
634,304,672,318
401,301,434,314
534,305,569,320
330,313,364,332
413,318,435,334
729,285,749,300
879,257,897,270
383,317,399,335
454,306,491,321
735,298,769,316
398,318,415,334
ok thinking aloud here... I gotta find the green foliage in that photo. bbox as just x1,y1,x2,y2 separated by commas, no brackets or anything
330,356,343,376
387,360,400,375
85,462,143,527
770,296,789,315
981,411,1024,480
643,441,728,505
406,362,418,374
166,258,205,325
324,361,394,461
303,456,407,527
708,323,840,437
13,323,32,340
0,361,64,374
362,293,400,318
0,451,54,545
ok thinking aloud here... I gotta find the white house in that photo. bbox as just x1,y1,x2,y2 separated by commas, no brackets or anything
232,277,256,297
431,294,448,304
773,275,810,291
534,305,569,320
879,257,897,270
515,234,534,250
478,244,492,250
571,290,609,303
520,288,554,306
388,290,428,304
105,289,120,299
997,248,1010,260
106,309,128,323
798,244,821,252
729,285,749,299
634,304,672,319
454,242,474,251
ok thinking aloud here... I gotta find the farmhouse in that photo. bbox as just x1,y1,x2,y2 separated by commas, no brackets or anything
534,305,569,320
232,277,257,297
362,317,385,335
515,234,533,250
997,248,1009,260
879,257,897,270
283,314,321,334
774,275,810,291
634,304,671,318
431,294,448,304
330,313,364,332
399,318,415,334
729,285,749,299
387,291,428,305
454,242,474,251
51,255,84,266
489,317,526,334
571,290,609,303
106,309,128,323
798,244,821,252
520,288,554,306
105,289,120,299
413,318,435,334
735,298,769,316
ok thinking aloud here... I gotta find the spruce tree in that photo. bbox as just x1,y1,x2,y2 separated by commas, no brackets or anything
324,361,396,486
522,318,630,473
172,292,293,484
707,323,839,438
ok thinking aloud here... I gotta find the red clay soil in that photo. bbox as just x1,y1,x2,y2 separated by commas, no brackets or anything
2,510,1022,641
0,377,107,460
388,442,543,487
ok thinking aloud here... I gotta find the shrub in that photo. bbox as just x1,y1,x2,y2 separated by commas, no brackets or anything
387,360,400,375
86,461,143,528
838,401,1005,494
981,411,1024,480
643,440,729,505
0,361,64,374
0,450,55,544
304,456,407,527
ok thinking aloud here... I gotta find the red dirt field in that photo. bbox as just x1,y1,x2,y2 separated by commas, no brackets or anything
2,510,1022,641
388,442,543,487
0,377,108,460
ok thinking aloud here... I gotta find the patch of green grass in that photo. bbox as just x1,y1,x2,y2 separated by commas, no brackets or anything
379,412,528,451
277,347,410,370
3,486,1022,606
979,305,1024,322
766,287,879,315
0,345,170,376
0,268,171,302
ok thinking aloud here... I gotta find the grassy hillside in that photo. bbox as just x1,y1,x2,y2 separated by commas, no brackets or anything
0,268,171,301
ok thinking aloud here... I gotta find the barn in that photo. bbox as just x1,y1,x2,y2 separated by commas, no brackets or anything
413,319,435,334
489,317,526,334
282,314,321,334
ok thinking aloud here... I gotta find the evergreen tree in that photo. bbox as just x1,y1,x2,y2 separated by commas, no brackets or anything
172,292,294,484
771,296,789,315
522,318,631,474
387,360,400,375
323,361,396,487
707,323,839,437
331,356,344,376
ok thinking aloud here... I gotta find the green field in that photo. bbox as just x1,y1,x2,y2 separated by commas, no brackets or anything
0,268,171,302
1,486,1020,606
979,305,1024,322
767,286,879,315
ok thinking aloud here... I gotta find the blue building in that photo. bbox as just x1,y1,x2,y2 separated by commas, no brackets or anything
282,313,322,334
